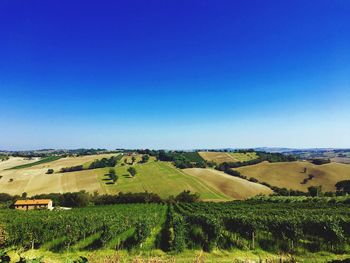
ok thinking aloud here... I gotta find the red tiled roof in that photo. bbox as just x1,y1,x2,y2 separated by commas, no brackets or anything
14,199,52,206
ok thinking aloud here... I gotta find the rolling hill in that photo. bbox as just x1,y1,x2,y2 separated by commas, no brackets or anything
183,168,273,199
101,158,230,201
235,161,350,192
0,154,116,196
0,155,231,201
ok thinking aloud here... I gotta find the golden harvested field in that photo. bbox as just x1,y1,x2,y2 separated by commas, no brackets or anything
0,154,116,196
199,151,258,164
236,161,350,192
183,168,272,199
0,157,40,170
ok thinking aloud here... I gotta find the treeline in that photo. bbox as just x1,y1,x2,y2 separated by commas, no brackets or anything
135,149,206,169
256,151,296,162
60,155,122,173
7,148,114,158
248,195,350,204
216,151,296,171
157,151,206,169
88,155,120,169
0,190,200,208
60,165,84,173
311,158,331,165
336,180,350,194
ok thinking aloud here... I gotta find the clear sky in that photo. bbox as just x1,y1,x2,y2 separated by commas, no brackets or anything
0,1,349,150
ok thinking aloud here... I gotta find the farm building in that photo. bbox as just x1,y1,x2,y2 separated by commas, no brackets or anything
14,199,53,211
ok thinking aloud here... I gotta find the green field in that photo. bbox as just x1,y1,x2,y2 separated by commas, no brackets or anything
7,156,62,170
99,159,230,201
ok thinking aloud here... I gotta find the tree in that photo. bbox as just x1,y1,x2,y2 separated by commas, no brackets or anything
109,168,118,183
174,190,200,203
131,156,136,164
127,167,137,177
308,185,322,197
21,192,27,199
335,180,350,194
141,155,150,163
46,169,54,174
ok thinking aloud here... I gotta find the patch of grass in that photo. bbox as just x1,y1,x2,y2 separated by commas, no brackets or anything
7,156,62,170
7,248,350,263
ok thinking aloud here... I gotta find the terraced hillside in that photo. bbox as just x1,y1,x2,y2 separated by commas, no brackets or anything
235,161,350,192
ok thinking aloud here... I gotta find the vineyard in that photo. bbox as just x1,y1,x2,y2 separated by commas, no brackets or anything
0,201,350,261
0,204,166,252
172,201,350,253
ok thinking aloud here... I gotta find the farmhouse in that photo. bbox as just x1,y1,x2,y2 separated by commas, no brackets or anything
14,199,53,211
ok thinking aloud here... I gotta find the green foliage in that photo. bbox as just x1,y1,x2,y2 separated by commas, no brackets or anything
156,151,206,169
127,167,137,177
311,158,331,165
0,155,9,162
0,250,10,263
308,185,322,197
60,155,122,173
141,154,150,163
60,165,84,173
175,201,350,253
46,169,54,174
336,180,350,194
0,204,165,251
88,155,121,169
174,191,200,203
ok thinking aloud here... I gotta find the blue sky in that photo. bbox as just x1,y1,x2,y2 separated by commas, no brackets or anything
0,1,349,150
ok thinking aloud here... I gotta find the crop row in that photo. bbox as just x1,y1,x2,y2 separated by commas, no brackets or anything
0,204,165,250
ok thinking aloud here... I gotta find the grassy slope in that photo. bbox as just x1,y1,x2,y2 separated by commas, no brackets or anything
99,158,230,201
183,168,272,199
199,151,258,164
7,156,62,169
236,161,350,192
